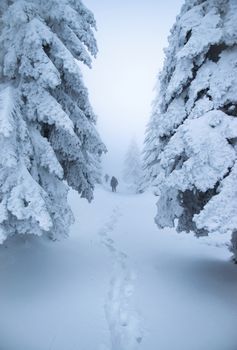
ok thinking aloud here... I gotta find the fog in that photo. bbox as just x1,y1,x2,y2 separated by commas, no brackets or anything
81,0,184,178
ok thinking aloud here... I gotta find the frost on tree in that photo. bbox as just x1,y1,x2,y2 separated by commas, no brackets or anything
147,0,237,258
142,98,161,193
123,139,143,193
0,0,106,243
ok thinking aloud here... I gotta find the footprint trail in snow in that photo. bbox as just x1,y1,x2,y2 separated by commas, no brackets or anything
99,207,145,350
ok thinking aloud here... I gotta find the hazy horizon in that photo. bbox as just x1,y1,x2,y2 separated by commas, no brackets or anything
81,0,184,179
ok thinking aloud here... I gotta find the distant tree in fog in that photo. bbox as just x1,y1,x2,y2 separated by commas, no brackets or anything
123,139,143,193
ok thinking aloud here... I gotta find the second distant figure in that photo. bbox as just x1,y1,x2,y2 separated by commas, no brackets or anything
110,176,118,192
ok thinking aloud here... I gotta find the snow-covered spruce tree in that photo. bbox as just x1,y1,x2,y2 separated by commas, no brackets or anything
147,0,237,258
142,101,161,193
123,139,143,193
0,0,106,243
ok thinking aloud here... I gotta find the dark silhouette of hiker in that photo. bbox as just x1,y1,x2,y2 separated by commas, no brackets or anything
110,176,118,192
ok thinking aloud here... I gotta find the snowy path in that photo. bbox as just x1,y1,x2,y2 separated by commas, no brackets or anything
0,187,237,350
98,206,144,350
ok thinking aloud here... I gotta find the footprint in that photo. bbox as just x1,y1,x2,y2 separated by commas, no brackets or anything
106,238,114,244
119,252,128,259
103,242,116,253
124,283,134,297
98,208,145,349
99,230,106,237
105,266,144,350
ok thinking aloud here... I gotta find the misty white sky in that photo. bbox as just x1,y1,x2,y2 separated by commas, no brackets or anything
81,0,184,178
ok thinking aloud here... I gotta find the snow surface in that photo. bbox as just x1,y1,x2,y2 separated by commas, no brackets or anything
0,187,237,350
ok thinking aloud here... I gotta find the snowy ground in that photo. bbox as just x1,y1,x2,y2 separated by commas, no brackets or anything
0,186,237,350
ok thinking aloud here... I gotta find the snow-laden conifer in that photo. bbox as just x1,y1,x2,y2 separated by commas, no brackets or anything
142,102,160,193
123,139,143,193
145,0,237,258
0,0,105,243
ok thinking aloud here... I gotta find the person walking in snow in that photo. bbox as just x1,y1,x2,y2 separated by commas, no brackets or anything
110,176,118,192
104,174,109,183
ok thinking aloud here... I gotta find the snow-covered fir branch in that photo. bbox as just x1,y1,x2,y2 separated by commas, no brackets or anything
143,0,237,259
0,0,106,243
